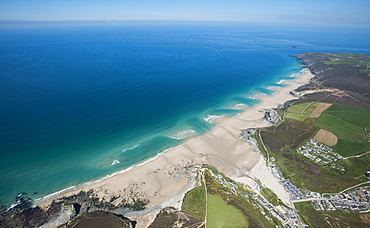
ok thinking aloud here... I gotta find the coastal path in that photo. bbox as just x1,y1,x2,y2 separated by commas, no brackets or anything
291,197,328,203
342,151,370,160
197,169,208,228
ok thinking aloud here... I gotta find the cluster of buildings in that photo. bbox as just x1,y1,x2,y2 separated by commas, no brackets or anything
303,190,332,211
207,169,237,194
207,168,306,227
296,138,345,172
323,188,370,212
301,188,370,212
269,158,305,201
282,180,305,200
268,144,370,214
245,192,304,227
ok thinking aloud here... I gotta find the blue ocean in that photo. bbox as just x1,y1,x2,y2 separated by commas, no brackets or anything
0,22,369,206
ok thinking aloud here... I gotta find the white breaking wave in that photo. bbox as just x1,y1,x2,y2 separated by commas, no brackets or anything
203,115,223,123
34,185,76,205
169,129,197,140
34,144,177,206
234,103,247,109
121,144,140,153
276,79,286,84
248,94,259,99
111,159,120,165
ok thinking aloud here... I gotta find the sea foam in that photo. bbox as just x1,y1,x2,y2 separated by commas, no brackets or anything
169,129,197,140
203,115,223,124
34,185,76,205
234,103,248,110
121,144,140,153
111,159,120,165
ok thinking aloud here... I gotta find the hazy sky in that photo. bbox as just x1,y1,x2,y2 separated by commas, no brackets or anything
1,0,370,26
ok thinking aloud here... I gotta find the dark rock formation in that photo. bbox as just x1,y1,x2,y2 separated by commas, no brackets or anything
58,210,134,228
0,189,142,228
148,207,203,228
276,101,292,110
264,109,281,124
0,200,62,228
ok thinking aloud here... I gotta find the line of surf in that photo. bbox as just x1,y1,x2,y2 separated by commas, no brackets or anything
33,69,305,207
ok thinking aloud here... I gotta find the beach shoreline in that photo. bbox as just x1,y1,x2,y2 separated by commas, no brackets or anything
35,68,314,227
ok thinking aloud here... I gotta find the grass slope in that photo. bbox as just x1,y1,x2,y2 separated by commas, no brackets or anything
206,194,248,228
285,102,320,121
204,170,273,227
182,187,206,219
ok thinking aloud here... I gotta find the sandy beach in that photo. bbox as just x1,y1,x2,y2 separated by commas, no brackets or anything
37,69,314,227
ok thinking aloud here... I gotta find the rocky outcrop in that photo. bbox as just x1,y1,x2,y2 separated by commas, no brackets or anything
240,128,257,145
263,109,281,124
59,210,134,228
148,207,202,228
39,203,77,228
0,195,63,228
276,102,292,110
0,189,141,228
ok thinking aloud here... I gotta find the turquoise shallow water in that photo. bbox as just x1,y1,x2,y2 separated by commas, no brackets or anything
0,22,369,206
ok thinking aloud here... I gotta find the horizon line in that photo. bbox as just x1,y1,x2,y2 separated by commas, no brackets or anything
1,20,370,28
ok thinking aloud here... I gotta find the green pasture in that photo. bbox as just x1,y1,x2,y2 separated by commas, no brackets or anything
321,104,370,127
323,60,358,65
206,194,248,228
285,102,320,121
322,53,370,66
182,187,206,219
314,115,363,142
313,104,370,156
332,138,370,156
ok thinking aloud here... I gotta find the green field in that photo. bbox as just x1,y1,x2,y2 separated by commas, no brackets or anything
206,194,248,228
182,187,206,219
295,201,370,228
204,170,275,228
332,138,370,157
261,187,283,207
259,116,361,192
323,59,361,65
285,102,320,121
313,104,370,156
322,53,370,67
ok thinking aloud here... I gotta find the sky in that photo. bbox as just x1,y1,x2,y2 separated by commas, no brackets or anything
0,0,370,26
